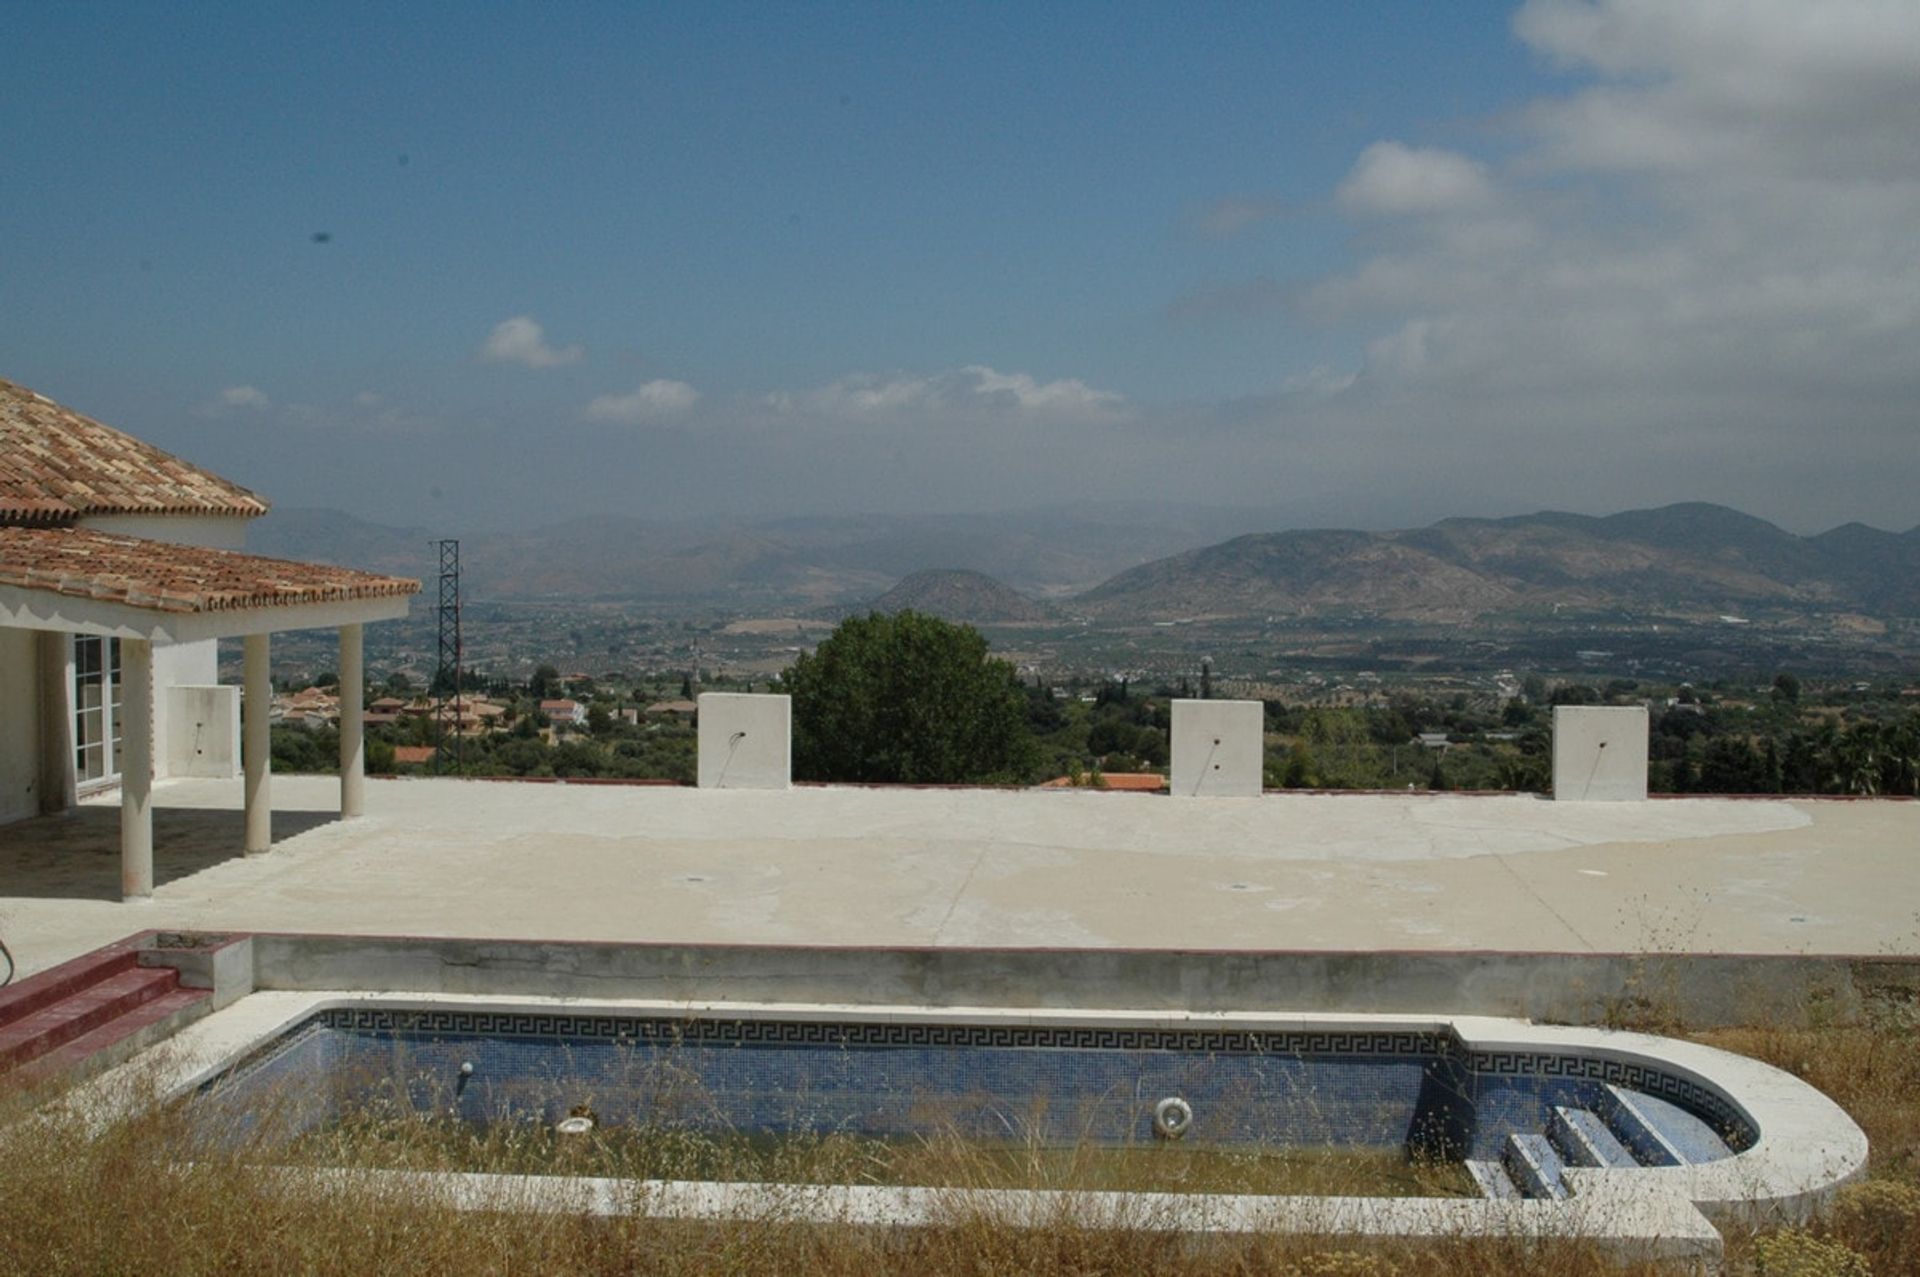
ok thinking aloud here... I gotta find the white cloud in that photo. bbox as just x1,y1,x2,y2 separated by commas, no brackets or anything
1335,142,1496,216
1278,365,1359,400
1172,0,1920,532
217,385,270,410
480,315,583,368
771,365,1122,419
1192,196,1292,238
585,379,702,423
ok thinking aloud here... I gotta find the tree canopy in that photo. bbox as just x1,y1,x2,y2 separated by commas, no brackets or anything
782,610,1041,784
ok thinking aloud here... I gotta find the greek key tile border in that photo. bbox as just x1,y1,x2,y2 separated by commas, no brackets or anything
314,1007,1451,1059
1465,1050,1755,1149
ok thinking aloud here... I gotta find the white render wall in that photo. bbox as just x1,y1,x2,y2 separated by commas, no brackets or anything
79,513,250,551
152,639,220,780
167,684,241,778
1170,699,1265,797
0,628,38,824
697,693,792,790
1552,706,1650,801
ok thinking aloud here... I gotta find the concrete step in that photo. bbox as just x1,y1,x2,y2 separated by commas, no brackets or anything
1548,1104,1639,1168
1598,1084,1684,1168
1502,1132,1571,1201
19,986,214,1082
0,966,182,1072
1464,1157,1524,1201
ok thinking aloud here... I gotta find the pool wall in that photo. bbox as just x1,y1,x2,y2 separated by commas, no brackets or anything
229,932,1920,1030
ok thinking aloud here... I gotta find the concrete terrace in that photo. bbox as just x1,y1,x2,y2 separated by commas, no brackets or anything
1,776,1915,981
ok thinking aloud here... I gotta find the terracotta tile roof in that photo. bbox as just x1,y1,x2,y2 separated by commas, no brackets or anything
0,378,269,523
392,746,438,765
0,526,419,614
1041,772,1168,791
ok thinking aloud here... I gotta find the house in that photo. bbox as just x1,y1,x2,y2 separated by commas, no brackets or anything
0,378,419,898
645,699,698,718
540,698,587,726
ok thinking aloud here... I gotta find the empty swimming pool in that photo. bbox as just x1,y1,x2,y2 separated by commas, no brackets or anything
194,1002,1771,1204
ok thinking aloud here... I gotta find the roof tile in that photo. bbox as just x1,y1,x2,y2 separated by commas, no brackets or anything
0,526,419,614
0,378,269,522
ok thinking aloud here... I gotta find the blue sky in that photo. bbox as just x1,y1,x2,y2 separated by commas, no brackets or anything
5,2,1916,534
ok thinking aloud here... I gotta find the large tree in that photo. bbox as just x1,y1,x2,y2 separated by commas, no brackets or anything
782,610,1041,784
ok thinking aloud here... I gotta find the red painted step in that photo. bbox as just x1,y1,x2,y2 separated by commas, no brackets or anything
0,966,182,1071
0,947,142,1029
20,986,213,1081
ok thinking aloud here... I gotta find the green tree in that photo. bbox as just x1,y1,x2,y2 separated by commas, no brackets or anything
781,610,1041,784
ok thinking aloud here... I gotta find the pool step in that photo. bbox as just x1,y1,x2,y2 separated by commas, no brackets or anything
1548,1105,1638,1169
1596,1084,1684,1168
0,945,212,1079
1501,1132,1572,1201
1464,1158,1524,1201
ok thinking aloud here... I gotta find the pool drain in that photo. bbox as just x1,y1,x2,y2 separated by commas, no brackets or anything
555,1115,595,1136
1152,1096,1192,1140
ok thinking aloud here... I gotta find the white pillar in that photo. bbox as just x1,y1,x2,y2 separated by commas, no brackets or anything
35,631,77,815
120,637,154,900
339,623,365,818
243,632,272,854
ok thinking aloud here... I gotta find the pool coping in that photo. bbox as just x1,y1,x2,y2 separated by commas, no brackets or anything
76,989,1869,1262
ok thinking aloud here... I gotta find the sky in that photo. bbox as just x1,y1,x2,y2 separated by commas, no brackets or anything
4,0,1917,536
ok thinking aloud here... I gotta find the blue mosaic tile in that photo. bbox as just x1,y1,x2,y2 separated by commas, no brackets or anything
190,1009,1749,1165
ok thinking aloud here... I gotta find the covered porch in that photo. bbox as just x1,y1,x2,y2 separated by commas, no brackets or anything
0,526,417,901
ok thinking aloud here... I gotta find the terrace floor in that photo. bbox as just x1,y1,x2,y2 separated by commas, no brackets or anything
0,776,1915,980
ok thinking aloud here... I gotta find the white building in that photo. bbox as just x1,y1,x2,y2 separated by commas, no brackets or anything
0,378,419,898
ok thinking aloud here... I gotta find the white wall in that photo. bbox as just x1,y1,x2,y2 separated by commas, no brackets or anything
167,684,240,777
79,513,250,550
151,639,219,779
1552,706,1650,801
697,693,792,790
1170,699,1265,797
0,628,38,824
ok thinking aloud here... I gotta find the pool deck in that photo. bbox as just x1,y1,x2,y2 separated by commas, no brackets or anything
0,776,1916,980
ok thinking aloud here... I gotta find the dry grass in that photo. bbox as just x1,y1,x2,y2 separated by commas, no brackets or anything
2,1012,1918,1275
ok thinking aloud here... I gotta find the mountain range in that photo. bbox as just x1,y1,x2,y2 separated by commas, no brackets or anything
249,502,1920,624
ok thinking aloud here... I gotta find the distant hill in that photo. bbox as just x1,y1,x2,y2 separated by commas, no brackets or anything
248,501,1920,624
244,505,1267,604
864,569,1058,624
1076,502,1920,622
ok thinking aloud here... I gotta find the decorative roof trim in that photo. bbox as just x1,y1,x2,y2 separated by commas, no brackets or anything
0,526,419,616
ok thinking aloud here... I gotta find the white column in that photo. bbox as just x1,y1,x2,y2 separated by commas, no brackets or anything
339,623,365,818
120,637,154,900
35,631,77,815
243,632,272,854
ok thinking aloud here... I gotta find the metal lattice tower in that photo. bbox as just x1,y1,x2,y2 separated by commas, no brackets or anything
433,539,462,773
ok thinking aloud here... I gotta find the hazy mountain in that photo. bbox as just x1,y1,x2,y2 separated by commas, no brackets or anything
246,508,438,580
864,569,1058,624
251,501,1919,624
1076,503,1918,622
245,505,1267,604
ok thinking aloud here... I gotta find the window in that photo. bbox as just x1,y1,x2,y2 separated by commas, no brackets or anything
73,635,123,787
